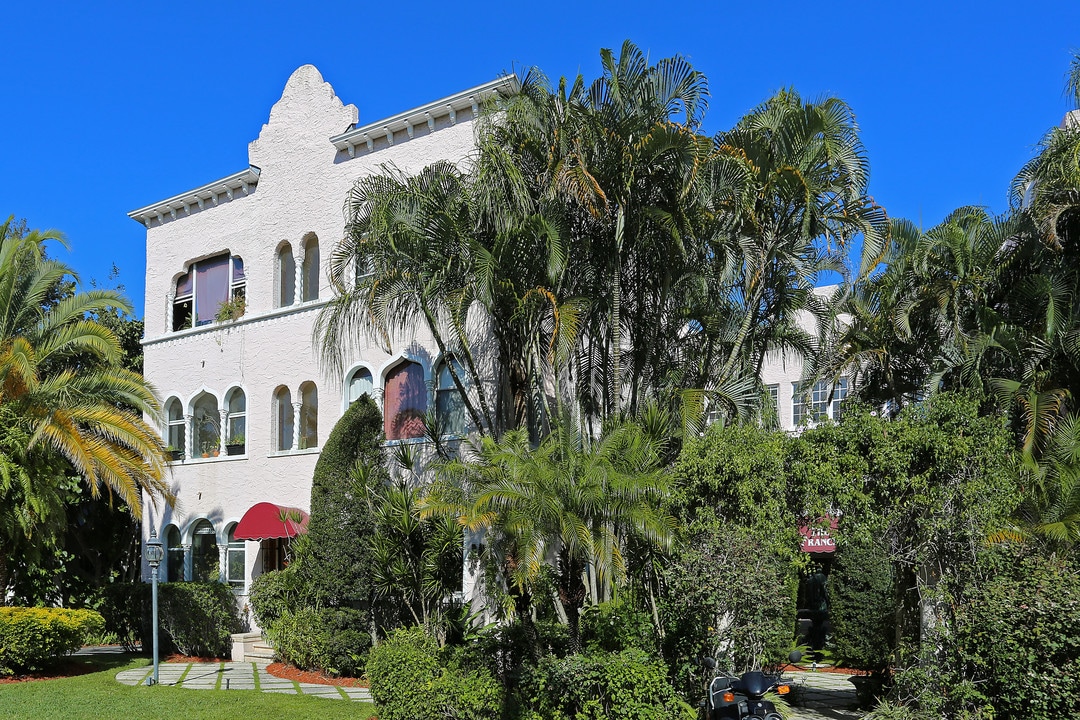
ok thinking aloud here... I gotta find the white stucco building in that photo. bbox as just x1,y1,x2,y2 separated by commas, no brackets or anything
132,66,512,619
131,65,848,630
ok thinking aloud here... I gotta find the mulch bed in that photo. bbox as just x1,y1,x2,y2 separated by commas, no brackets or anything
780,663,862,675
0,659,109,684
266,662,368,687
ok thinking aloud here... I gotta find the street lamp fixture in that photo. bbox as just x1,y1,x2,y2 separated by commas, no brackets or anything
144,528,165,686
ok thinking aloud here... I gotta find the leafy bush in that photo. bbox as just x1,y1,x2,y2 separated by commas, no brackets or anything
432,662,503,720
0,607,105,674
248,565,304,630
267,606,371,677
828,534,895,674
296,395,387,609
518,649,693,720
97,581,243,657
581,600,659,655
366,627,442,720
948,551,1080,718
661,521,797,685
445,619,570,688
367,626,502,720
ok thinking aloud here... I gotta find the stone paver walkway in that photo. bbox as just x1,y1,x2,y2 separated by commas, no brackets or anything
785,670,865,719
115,661,371,702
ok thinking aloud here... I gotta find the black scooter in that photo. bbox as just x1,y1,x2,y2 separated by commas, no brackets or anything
698,653,799,720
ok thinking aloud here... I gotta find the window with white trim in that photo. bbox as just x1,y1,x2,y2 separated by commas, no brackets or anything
172,254,245,331
165,397,186,457
384,360,427,441
301,234,320,302
435,357,467,435
276,244,296,307
347,367,374,405
792,380,848,426
273,386,293,451
192,392,220,458
299,381,318,449
226,524,245,590
225,388,246,447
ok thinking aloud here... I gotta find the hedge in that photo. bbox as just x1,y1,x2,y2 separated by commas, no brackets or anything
0,607,105,675
98,581,243,657
367,626,502,720
267,606,371,677
519,649,694,720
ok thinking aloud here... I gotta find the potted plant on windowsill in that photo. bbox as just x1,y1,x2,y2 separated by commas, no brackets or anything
200,440,220,458
215,295,246,323
166,445,184,461
225,434,246,456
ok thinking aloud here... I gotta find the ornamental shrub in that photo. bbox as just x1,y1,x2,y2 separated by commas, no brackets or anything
828,534,895,674
268,606,371,677
581,599,659,655
248,564,304,630
366,626,503,720
295,394,388,609
97,581,243,657
948,550,1080,718
159,581,244,657
0,607,105,674
366,626,441,720
519,649,694,720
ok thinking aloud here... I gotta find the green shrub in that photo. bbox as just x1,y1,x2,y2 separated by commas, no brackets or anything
160,582,245,657
519,649,694,720
444,619,570,687
581,599,659,655
431,662,503,720
948,551,1080,718
0,607,105,674
366,627,441,720
828,534,895,674
97,581,243,658
366,626,503,720
296,395,388,609
268,606,371,677
248,565,304,630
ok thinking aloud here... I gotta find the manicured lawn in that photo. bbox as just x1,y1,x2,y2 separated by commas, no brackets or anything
0,655,376,720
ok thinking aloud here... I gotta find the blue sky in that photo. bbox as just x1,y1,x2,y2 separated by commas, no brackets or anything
3,1,1079,316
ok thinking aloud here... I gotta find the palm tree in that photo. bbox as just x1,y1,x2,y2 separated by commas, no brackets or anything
0,218,172,595
708,90,887,395
422,418,676,652
317,163,497,435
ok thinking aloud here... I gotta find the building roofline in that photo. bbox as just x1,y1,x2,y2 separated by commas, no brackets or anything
128,74,519,225
128,166,261,227
330,75,518,157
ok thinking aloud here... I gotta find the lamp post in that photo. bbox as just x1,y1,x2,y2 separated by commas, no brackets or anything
144,529,164,686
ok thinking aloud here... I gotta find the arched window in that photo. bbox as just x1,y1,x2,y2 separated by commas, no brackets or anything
172,254,246,330
166,525,184,582
225,388,246,453
164,397,186,457
225,524,245,590
347,367,374,405
273,386,293,451
299,381,318,449
301,233,320,302
191,520,218,582
384,360,427,441
277,243,296,308
192,392,220,458
435,357,467,435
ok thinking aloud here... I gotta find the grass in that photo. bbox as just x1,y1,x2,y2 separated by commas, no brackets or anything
0,655,376,720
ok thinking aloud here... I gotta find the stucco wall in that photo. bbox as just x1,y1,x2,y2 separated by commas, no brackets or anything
138,65,483,601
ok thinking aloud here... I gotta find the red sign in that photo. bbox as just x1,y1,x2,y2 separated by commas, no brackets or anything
798,517,838,554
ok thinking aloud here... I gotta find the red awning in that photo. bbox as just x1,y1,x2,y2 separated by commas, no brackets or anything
234,502,310,541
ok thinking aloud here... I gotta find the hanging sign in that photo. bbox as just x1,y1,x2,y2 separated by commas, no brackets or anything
798,517,838,553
